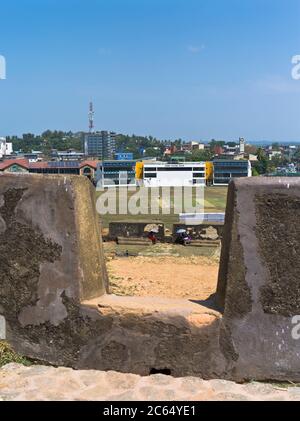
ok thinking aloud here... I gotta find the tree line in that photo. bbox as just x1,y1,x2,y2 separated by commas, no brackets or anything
6,131,298,175
6,131,232,161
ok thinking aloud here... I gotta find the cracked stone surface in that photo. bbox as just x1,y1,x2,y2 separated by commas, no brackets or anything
0,364,299,401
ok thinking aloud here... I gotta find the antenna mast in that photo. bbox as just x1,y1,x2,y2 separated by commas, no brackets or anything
89,101,94,133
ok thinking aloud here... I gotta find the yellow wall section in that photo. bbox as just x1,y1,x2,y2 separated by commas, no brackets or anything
205,162,213,181
135,162,144,179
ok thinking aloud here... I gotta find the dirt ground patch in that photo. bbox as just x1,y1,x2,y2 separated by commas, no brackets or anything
107,255,219,300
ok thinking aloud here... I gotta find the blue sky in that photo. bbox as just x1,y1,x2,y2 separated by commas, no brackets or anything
0,0,300,142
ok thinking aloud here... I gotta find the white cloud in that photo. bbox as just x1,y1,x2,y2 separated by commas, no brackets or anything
187,44,205,54
98,47,111,55
253,75,300,94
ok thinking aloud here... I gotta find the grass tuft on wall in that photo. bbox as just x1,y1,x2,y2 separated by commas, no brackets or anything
0,341,32,368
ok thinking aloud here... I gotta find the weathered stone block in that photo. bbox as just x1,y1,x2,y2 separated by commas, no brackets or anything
0,174,108,359
0,174,225,377
3,173,300,382
217,177,300,381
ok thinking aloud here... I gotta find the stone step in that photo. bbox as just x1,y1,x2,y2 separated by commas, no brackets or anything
83,294,221,319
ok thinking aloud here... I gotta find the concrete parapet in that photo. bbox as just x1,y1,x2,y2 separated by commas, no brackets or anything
0,174,224,377
217,177,300,381
2,174,300,382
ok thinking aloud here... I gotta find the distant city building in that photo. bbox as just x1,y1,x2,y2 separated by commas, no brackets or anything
0,158,28,173
84,131,116,159
283,145,297,160
6,150,43,163
23,153,42,163
143,162,206,187
29,161,98,179
212,138,251,160
213,145,224,156
276,163,297,174
246,153,258,162
213,159,252,185
0,137,13,159
115,152,134,161
164,144,178,156
179,141,205,153
0,159,98,179
51,149,85,161
96,160,137,187
191,142,205,151
239,137,245,154
267,150,282,160
268,163,300,177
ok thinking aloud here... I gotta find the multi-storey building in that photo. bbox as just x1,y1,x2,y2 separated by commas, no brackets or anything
143,162,206,187
51,149,85,161
213,159,252,185
84,131,116,159
95,160,137,187
0,137,13,159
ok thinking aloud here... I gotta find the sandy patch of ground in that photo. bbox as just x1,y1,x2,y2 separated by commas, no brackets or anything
107,256,219,300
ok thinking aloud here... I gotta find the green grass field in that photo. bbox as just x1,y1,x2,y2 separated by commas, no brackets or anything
96,186,228,230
